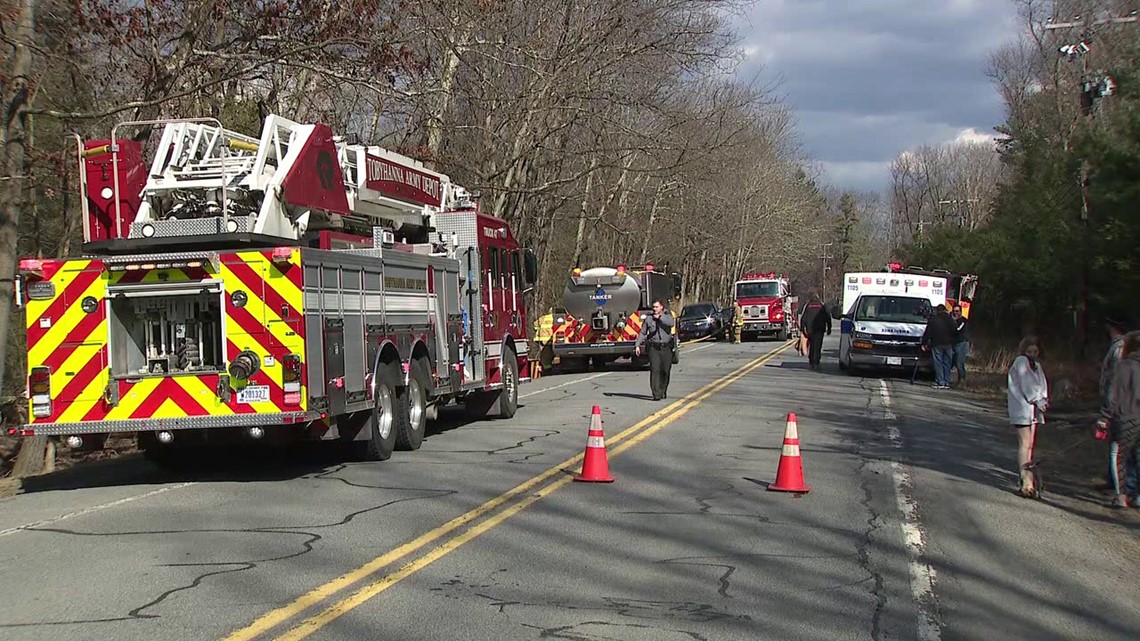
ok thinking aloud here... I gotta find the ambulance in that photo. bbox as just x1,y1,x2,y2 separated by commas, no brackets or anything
834,272,948,374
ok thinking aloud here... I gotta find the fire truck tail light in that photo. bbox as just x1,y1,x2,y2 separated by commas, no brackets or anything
282,354,302,394
29,366,52,418
19,259,45,272
272,247,293,262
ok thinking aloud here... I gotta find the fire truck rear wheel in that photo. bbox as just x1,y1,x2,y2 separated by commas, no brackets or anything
361,368,399,461
776,328,788,341
396,359,430,451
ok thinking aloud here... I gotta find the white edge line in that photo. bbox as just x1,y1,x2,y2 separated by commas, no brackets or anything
879,380,942,641
0,482,197,539
520,372,611,399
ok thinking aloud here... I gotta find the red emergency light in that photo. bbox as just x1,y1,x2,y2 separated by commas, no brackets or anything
644,263,655,271
888,262,903,272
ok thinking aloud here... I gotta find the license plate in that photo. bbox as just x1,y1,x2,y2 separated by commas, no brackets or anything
886,357,902,366
238,385,270,404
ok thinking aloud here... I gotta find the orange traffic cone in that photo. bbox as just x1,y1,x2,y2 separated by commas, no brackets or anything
574,405,615,483
768,412,811,493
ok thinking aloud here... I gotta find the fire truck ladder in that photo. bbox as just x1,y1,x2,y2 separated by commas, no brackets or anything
130,115,336,242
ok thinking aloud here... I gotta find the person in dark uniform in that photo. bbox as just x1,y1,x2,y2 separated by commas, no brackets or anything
951,305,971,385
799,293,831,370
635,299,676,401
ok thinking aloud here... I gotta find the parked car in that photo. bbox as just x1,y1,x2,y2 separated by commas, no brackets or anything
677,302,726,342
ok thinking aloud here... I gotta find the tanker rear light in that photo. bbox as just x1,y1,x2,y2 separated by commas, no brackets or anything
28,366,51,418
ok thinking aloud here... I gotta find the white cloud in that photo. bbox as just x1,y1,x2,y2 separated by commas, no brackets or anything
735,0,1019,192
951,128,996,146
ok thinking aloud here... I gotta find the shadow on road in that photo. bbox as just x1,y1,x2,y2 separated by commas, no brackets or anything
17,406,488,495
602,392,655,401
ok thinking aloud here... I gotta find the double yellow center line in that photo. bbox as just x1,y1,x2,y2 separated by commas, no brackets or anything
223,340,794,641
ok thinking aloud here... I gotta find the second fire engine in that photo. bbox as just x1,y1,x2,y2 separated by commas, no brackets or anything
733,272,795,341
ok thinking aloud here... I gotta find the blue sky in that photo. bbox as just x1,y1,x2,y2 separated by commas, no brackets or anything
734,0,1019,192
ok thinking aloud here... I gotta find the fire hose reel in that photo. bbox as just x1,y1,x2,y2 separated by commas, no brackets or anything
228,350,261,380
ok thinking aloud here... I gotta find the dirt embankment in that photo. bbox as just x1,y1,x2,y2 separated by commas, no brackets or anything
1,435,140,497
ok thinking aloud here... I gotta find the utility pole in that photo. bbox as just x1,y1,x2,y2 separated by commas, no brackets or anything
937,198,979,228
1044,10,1136,355
819,242,833,301
914,220,930,242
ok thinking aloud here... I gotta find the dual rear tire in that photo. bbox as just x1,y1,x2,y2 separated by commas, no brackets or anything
361,358,430,460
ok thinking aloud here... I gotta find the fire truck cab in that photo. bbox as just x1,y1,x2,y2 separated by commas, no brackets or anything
733,272,794,341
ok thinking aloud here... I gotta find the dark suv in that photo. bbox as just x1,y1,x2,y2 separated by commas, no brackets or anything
677,302,726,342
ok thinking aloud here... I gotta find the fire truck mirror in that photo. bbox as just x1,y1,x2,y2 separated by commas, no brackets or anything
523,248,539,286
671,274,682,297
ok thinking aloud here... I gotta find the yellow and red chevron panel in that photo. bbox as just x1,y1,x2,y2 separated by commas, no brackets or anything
549,311,642,344
24,249,306,426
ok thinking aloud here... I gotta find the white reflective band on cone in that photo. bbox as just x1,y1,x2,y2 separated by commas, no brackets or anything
782,444,800,456
786,423,799,439
587,436,606,448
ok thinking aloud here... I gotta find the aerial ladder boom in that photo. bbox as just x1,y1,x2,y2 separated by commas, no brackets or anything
82,114,473,252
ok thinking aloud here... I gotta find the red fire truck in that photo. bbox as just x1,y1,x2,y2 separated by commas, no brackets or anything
13,114,536,465
734,272,795,341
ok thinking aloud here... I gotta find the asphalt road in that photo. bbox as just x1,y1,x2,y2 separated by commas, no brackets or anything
1,337,1138,641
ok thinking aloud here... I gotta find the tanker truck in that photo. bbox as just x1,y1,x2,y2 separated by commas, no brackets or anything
538,264,681,373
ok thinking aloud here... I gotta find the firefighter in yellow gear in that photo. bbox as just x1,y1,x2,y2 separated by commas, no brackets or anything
732,301,744,344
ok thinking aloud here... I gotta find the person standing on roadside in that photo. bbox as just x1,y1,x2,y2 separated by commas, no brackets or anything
1007,336,1049,498
1098,329,1140,508
951,306,971,386
732,300,744,344
921,304,957,389
635,299,675,401
798,293,831,370
1096,314,1132,489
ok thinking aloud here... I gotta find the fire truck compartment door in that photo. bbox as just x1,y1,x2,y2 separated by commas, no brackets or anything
324,318,346,415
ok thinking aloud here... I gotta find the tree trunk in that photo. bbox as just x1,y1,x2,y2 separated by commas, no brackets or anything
3,0,38,476
639,181,664,264
571,157,600,266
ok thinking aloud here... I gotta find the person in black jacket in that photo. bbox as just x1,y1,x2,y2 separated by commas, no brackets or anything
921,304,957,389
952,306,971,385
799,293,832,370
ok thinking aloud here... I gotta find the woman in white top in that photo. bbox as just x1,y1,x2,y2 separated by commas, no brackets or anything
1008,336,1049,498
